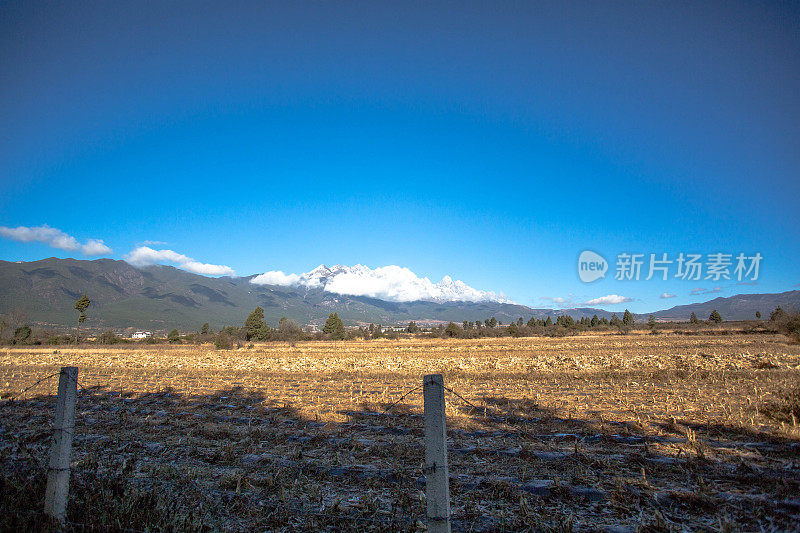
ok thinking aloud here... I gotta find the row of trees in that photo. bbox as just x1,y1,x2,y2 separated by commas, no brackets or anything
419,310,639,339
689,310,723,324
427,307,800,341
3,293,799,346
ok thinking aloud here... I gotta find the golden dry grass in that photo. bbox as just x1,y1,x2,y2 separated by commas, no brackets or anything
2,334,799,531
3,334,800,431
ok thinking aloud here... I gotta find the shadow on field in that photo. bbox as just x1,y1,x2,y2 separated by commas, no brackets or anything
2,385,799,532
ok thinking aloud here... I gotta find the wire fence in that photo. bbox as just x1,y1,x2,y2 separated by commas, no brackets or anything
11,371,62,399
6,359,797,532
5,368,511,531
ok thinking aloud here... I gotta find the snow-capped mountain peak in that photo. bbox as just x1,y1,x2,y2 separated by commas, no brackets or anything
250,264,511,304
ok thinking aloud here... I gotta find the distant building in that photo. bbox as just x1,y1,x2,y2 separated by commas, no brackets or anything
131,331,152,339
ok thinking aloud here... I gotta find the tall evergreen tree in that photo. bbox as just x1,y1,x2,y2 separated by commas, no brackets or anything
445,322,461,337
622,309,634,326
323,312,346,340
689,312,699,324
556,314,575,327
74,293,91,344
74,294,90,324
709,310,723,324
245,306,267,340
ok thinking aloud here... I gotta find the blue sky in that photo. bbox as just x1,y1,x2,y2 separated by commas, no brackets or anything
1,1,798,313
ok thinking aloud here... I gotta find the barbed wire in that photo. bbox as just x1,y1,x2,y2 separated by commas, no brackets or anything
10,372,61,399
11,369,499,531
382,380,485,419
442,384,482,412
383,384,423,411
76,378,100,395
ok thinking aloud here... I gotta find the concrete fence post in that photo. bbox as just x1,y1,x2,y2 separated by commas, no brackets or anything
44,366,78,523
424,373,451,533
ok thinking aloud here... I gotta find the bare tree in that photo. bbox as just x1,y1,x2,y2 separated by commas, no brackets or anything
0,307,27,341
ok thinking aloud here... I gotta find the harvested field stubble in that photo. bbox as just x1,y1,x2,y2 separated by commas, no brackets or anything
1,335,799,531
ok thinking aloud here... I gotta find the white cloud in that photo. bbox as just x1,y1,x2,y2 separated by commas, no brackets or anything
80,238,113,255
250,264,511,303
0,224,112,255
125,246,234,276
660,293,676,299
251,270,301,286
584,294,633,305
539,295,574,308
181,261,236,276
126,247,189,266
690,287,722,296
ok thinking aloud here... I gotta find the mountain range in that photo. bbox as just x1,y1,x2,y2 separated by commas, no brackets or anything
249,263,512,303
0,258,797,331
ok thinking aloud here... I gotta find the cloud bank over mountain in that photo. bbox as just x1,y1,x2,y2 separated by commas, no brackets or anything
584,294,633,305
125,246,235,276
251,264,511,304
0,224,112,255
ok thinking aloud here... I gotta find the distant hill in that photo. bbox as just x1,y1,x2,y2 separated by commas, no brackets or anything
652,290,800,322
0,258,606,331
1,258,796,331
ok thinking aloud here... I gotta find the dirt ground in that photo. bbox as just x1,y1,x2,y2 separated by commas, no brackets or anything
1,334,799,531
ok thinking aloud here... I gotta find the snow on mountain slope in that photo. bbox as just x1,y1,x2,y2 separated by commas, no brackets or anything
250,264,511,304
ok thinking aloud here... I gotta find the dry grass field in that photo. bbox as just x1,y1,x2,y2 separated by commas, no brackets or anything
2,334,800,531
